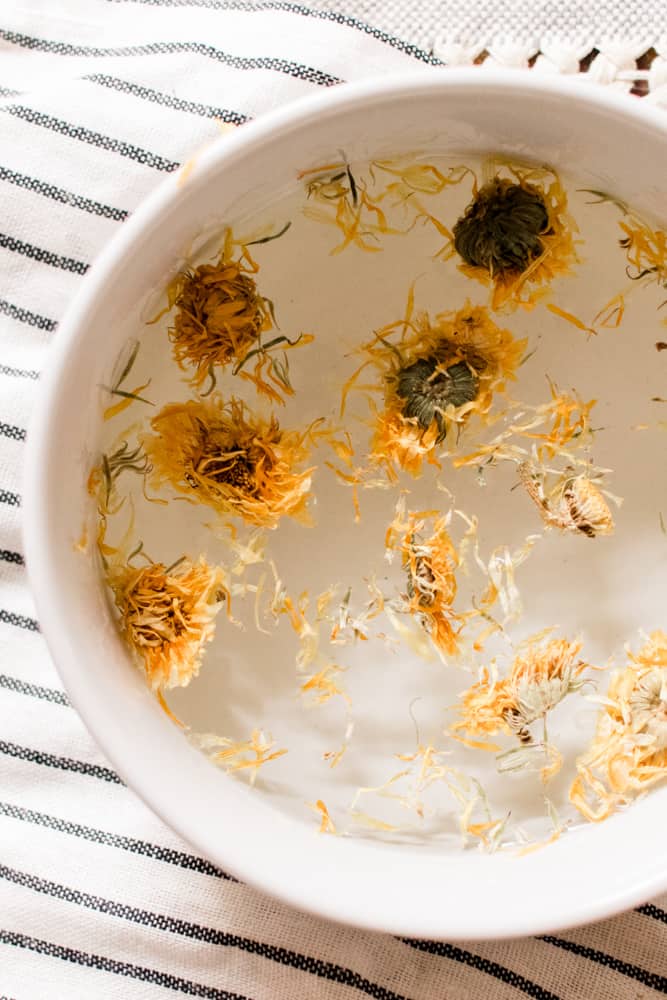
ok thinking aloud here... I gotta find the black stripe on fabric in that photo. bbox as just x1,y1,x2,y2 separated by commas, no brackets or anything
0,362,39,379
400,939,561,1000
538,936,667,993
0,801,235,879
1,106,180,173
0,550,24,565
0,30,342,87
84,74,248,124
0,676,68,705
637,902,667,924
0,298,56,331
0,741,122,784
0,609,37,631
0,164,128,221
0,929,249,1000
0,488,20,506
0,865,413,1000
106,0,444,66
0,422,26,442
0,232,88,274
2,103,179,171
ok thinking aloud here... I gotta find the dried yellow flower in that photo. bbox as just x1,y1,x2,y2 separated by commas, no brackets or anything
353,301,526,479
167,249,270,391
519,463,614,538
454,638,589,744
150,228,310,402
570,632,667,821
108,556,227,690
451,163,578,310
143,395,314,528
390,510,460,657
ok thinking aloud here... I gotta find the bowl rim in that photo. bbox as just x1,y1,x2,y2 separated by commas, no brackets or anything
23,67,667,940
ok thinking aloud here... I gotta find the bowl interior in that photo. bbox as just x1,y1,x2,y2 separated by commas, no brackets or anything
25,72,667,938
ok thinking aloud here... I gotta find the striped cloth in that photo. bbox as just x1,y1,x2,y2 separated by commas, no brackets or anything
1,2,666,997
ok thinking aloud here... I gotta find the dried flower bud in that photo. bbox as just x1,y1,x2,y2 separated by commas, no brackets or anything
108,557,227,690
519,463,614,538
143,396,313,528
453,179,549,277
172,262,267,376
396,358,479,442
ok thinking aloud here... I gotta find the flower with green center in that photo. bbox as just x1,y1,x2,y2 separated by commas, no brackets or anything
357,302,525,477
449,164,577,310
396,357,480,443
454,179,549,277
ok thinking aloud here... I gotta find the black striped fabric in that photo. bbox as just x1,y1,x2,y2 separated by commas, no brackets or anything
0,2,666,998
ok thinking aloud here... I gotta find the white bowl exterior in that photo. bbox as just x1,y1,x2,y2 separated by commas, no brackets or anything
24,70,667,939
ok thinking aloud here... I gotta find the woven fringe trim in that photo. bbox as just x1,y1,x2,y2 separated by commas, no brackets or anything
433,44,667,100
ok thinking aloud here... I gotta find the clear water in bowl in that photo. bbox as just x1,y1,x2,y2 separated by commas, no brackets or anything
93,154,667,850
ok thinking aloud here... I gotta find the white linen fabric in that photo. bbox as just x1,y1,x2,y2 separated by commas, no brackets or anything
0,2,666,997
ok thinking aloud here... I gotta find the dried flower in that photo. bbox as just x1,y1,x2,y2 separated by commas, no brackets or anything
454,179,549,276
151,227,307,399
519,463,614,538
167,249,271,391
353,301,525,478
570,632,667,821
396,512,460,657
451,165,577,310
108,556,227,690
454,637,589,745
396,358,479,443
143,395,314,528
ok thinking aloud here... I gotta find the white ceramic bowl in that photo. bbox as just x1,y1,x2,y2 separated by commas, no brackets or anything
24,71,667,939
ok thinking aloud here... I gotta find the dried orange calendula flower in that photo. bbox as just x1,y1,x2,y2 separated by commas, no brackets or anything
166,246,271,390
154,227,309,401
519,463,614,538
451,162,578,310
570,632,667,821
354,301,526,479
454,637,589,745
388,508,460,657
108,556,227,690
143,395,314,527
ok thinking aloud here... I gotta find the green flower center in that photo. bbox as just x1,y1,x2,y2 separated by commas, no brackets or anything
453,180,549,276
396,357,479,441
